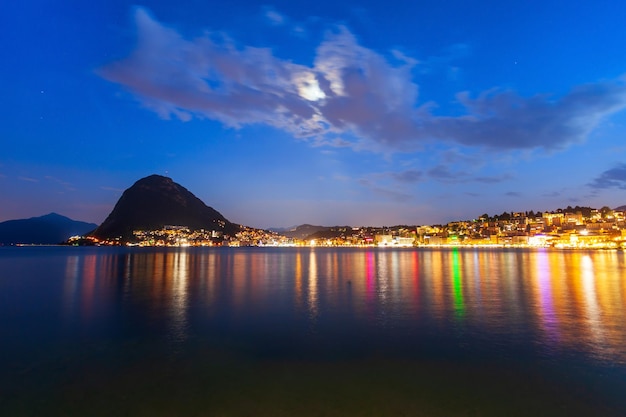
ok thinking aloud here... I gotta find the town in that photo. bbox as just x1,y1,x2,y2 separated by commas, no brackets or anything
69,205,626,249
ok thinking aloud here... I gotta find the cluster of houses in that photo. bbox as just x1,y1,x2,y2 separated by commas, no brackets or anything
414,208,626,249
78,206,626,249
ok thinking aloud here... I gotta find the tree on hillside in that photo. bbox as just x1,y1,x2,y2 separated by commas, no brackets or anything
497,212,511,221
600,206,613,218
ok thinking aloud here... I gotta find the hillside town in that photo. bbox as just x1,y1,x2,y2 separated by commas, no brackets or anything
70,206,626,249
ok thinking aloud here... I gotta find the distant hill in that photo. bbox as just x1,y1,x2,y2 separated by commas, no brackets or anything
305,226,354,240
0,213,97,245
92,174,239,239
274,224,357,240
615,205,626,211
277,224,329,240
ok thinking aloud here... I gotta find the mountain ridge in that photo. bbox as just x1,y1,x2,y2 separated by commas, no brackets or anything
92,174,239,239
0,213,97,245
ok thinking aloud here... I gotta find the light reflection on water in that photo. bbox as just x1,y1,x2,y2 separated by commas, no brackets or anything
54,248,626,364
53,247,626,366
308,249,318,323
535,249,560,349
2,246,626,415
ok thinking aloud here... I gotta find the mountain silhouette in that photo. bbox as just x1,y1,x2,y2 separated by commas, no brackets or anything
92,174,238,239
0,213,97,245
275,224,329,240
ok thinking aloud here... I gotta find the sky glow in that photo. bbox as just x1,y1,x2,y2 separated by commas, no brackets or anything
2,1,626,228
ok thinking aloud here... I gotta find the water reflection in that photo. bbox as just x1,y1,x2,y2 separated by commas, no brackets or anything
308,249,319,323
169,251,189,343
59,247,626,365
294,251,303,311
64,254,106,321
535,250,560,347
580,255,604,351
451,248,465,319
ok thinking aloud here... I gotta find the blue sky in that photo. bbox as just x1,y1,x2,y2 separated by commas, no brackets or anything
2,0,626,228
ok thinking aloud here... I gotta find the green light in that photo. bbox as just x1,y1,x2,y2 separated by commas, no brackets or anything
452,248,465,318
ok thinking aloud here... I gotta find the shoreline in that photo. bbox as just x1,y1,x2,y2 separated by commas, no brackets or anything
2,243,624,251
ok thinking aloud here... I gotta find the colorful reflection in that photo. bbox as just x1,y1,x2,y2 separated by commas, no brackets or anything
294,251,303,310
63,254,108,321
308,249,319,321
451,248,465,319
580,255,604,349
60,247,626,365
365,250,375,302
413,251,420,315
535,249,560,346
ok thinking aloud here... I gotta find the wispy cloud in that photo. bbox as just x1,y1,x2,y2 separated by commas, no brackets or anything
18,176,38,183
44,176,75,191
358,179,413,202
588,163,626,190
437,84,626,150
100,8,626,154
475,174,514,184
100,186,124,192
262,6,309,37
440,148,483,166
418,42,471,79
427,165,457,181
541,191,561,197
390,169,422,183
423,165,513,184
505,191,522,197
263,8,285,26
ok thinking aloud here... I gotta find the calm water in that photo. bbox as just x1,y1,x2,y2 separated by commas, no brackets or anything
1,246,625,416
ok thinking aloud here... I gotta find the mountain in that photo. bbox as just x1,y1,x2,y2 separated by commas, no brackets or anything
615,205,626,211
0,213,97,245
93,174,238,239
274,224,358,240
277,224,329,240
304,226,354,240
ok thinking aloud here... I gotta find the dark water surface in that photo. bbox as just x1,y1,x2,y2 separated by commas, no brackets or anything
1,246,625,416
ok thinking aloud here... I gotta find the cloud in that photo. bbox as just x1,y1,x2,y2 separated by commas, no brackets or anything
262,6,308,37
390,169,422,183
45,176,75,191
358,179,413,202
424,165,512,184
440,148,483,166
418,43,470,78
588,163,626,190
100,186,125,192
437,83,626,150
427,165,457,180
100,8,329,135
100,8,626,154
263,8,285,26
354,170,422,200
18,176,38,182
474,173,514,184
505,191,522,197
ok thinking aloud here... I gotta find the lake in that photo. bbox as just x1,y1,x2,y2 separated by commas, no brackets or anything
1,246,625,416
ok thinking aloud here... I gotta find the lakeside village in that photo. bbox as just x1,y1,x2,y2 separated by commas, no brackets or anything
70,206,626,250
